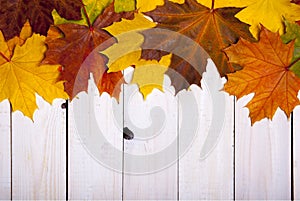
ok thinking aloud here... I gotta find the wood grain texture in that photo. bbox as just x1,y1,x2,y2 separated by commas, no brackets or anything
294,106,300,200
0,100,11,200
235,95,292,200
11,97,67,200
123,68,178,200
179,61,234,200
68,79,122,200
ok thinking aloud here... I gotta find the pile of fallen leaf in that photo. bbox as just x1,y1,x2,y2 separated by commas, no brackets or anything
0,0,300,125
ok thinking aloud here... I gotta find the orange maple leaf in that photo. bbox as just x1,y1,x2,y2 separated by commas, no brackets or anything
224,27,300,124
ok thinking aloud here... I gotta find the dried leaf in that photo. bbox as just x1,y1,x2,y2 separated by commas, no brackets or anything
282,21,300,77
0,24,68,119
131,54,172,99
102,13,170,98
224,27,300,124
53,0,112,26
102,13,156,72
0,0,83,40
196,0,247,8
44,3,134,99
115,0,136,12
137,0,184,12
142,0,255,92
235,0,300,38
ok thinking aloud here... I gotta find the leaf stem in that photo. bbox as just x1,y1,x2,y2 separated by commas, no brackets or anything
211,0,215,10
80,0,92,28
287,57,300,70
0,52,10,62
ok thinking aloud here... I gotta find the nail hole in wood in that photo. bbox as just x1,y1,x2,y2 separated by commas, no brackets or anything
123,127,134,140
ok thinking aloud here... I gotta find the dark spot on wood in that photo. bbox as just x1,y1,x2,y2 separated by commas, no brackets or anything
123,127,134,140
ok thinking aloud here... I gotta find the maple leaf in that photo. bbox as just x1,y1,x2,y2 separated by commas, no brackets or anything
282,21,300,77
131,54,172,99
43,3,134,99
0,25,68,119
141,0,255,93
196,0,247,8
234,0,300,39
53,0,112,26
224,27,300,125
97,69,124,100
115,0,136,13
102,13,156,72
102,13,171,98
0,0,83,40
136,0,184,12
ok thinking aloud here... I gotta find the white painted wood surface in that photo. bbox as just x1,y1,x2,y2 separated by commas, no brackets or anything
0,100,11,200
0,65,299,200
123,69,178,200
179,62,234,200
11,96,66,200
68,79,122,200
294,105,300,200
235,95,292,200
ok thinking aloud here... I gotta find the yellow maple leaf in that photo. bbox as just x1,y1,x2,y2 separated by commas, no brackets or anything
131,54,172,99
235,0,300,38
102,13,155,73
195,0,300,38
102,13,172,98
137,0,184,12
0,25,68,119
196,0,247,8
169,0,185,3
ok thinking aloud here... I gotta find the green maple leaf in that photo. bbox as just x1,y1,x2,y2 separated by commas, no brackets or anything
53,0,112,26
114,0,136,13
52,0,136,26
281,21,300,77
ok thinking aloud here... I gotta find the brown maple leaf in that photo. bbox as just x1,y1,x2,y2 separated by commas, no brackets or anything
43,3,134,99
224,27,300,124
0,0,83,40
141,0,255,92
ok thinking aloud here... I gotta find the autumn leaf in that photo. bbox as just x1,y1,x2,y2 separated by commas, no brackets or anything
234,0,300,38
43,3,134,99
196,0,247,9
282,21,300,77
115,0,136,12
102,13,171,98
102,13,156,72
0,24,68,119
0,0,83,40
136,0,184,12
141,0,255,93
97,69,125,100
131,54,172,98
136,0,164,12
53,0,112,26
224,27,300,124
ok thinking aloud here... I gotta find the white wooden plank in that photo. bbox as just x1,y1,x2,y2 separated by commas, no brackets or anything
0,100,11,200
68,78,122,200
235,95,291,200
123,69,178,200
293,105,300,200
12,97,67,199
179,60,234,200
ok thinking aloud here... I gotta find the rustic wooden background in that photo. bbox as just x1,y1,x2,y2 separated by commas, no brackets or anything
0,61,299,200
